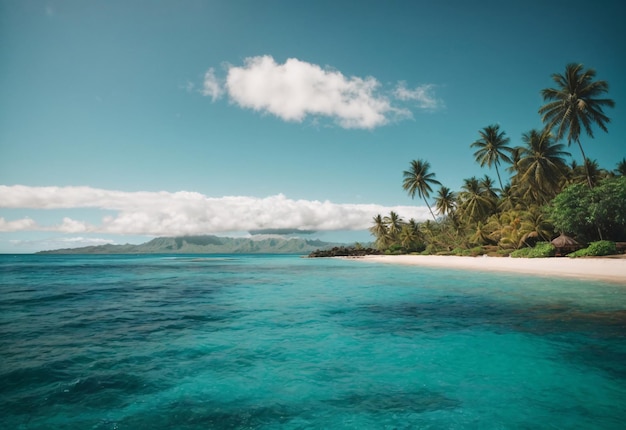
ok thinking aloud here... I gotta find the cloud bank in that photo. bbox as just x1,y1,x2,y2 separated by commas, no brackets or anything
0,185,430,236
202,55,443,129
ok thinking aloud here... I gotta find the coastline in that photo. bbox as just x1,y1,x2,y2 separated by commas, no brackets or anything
352,254,626,284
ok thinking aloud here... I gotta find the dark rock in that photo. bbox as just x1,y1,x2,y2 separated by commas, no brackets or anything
307,246,381,258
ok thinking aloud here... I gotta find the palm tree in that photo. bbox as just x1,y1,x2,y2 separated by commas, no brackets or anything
471,124,513,189
419,220,437,245
497,184,520,212
457,177,496,224
493,210,525,250
615,157,626,176
383,211,404,243
539,63,615,188
369,214,389,249
566,159,607,187
469,221,494,246
519,207,554,247
506,147,523,176
407,218,421,233
480,175,499,200
404,218,426,250
399,223,422,252
516,129,570,204
562,160,586,187
434,186,456,217
402,159,441,221
582,159,607,187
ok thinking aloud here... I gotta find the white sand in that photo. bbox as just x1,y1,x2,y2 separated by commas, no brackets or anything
354,255,626,284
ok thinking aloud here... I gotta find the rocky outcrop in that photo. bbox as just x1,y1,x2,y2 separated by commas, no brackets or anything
308,246,381,258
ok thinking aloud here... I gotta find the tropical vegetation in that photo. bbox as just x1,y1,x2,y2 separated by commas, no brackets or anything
370,63,623,257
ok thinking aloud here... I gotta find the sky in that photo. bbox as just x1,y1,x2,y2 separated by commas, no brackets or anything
1,0,625,253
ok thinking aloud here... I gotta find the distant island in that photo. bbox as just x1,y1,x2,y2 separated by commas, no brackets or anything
37,235,352,255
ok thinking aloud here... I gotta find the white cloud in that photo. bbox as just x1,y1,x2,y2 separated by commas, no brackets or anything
59,217,90,233
58,237,114,245
183,80,195,93
0,217,37,232
393,82,444,110
203,55,421,129
0,185,430,236
202,68,223,101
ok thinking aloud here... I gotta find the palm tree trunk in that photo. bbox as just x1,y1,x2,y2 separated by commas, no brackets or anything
424,199,437,222
495,163,504,191
575,138,593,189
576,138,603,240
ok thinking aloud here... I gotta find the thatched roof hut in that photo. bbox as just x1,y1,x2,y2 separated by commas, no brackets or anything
551,234,582,256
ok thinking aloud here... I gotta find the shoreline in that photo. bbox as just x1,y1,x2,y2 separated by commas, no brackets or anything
351,255,626,284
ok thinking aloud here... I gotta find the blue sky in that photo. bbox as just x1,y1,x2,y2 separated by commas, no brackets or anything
1,0,624,252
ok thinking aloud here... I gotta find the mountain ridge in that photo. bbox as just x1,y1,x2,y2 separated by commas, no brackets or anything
36,235,350,254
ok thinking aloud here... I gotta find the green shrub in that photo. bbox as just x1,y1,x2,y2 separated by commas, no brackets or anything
529,242,556,258
421,244,439,255
511,242,555,258
510,247,531,258
469,246,485,256
568,240,617,257
385,244,405,255
587,240,617,256
567,249,585,257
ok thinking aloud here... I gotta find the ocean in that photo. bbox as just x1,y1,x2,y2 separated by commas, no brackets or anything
1,254,625,429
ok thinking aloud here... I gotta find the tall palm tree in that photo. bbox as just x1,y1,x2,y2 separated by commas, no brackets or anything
434,186,456,217
516,129,570,204
471,124,513,189
539,63,615,188
565,158,607,187
402,159,441,221
579,159,607,187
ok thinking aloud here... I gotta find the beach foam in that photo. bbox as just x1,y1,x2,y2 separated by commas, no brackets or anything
355,255,626,283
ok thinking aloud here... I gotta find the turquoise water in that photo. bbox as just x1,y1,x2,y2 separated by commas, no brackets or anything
1,254,625,429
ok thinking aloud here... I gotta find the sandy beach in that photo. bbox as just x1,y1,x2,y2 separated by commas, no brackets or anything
355,255,626,284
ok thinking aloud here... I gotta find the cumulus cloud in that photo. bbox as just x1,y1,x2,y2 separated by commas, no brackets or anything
59,217,90,233
0,217,37,232
224,56,404,128
201,55,443,129
0,185,430,236
202,68,223,101
394,82,444,110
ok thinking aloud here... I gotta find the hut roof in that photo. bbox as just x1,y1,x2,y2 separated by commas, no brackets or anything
551,234,579,247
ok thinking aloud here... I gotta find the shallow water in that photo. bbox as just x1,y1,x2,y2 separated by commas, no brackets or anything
1,254,625,429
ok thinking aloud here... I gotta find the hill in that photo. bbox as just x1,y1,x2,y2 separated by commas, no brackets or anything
36,235,346,254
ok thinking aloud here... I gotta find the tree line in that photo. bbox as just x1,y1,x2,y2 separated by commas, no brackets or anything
370,63,625,255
